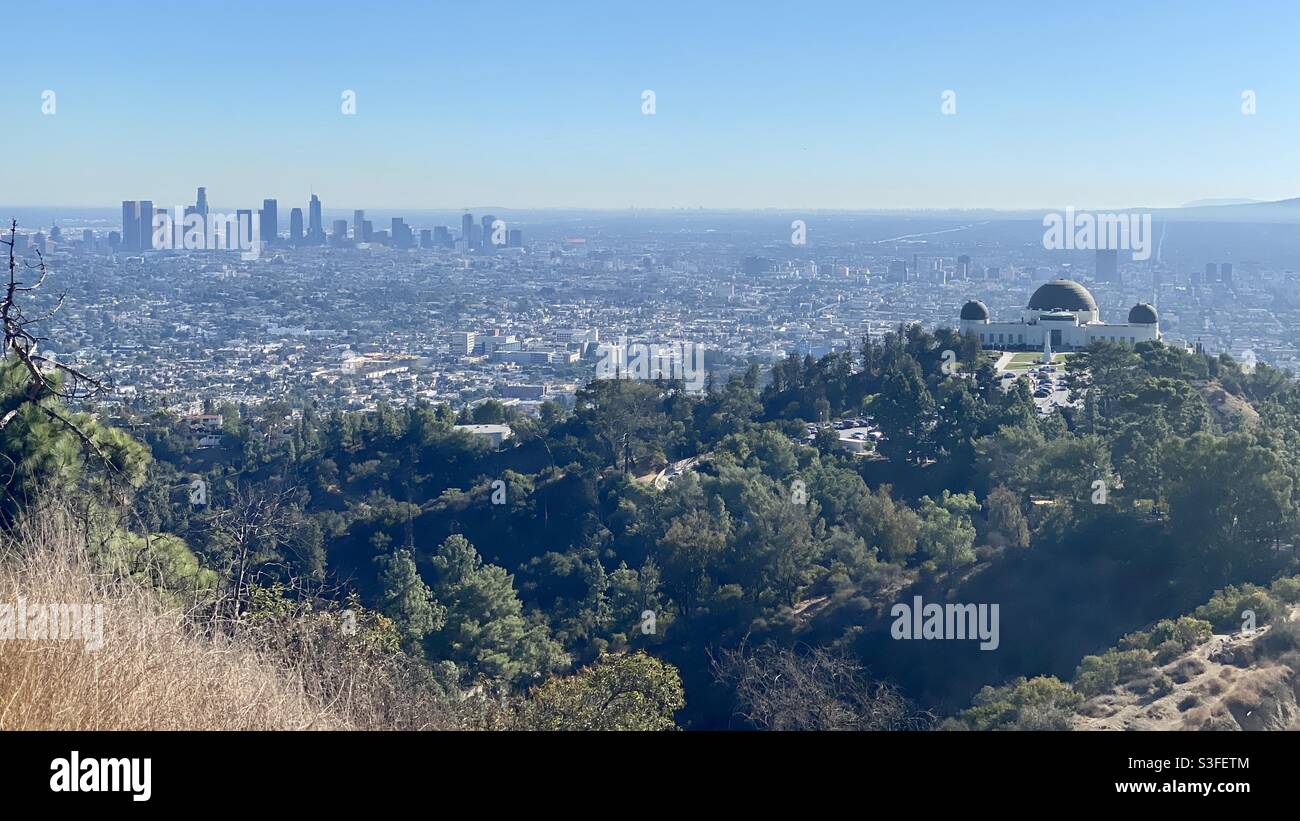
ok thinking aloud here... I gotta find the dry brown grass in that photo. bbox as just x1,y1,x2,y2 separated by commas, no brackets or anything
0,507,343,730
0,500,507,730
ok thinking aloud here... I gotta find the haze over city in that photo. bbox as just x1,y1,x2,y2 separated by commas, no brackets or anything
5,0,1298,210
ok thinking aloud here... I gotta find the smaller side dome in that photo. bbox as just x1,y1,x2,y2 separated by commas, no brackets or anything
960,300,990,321
1128,303,1158,325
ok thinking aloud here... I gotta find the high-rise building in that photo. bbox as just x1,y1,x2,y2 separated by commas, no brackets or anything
1096,248,1118,282
507,229,522,248
391,217,413,249
362,220,373,242
121,201,140,251
260,199,278,244
153,207,167,248
138,200,154,249
289,208,304,243
461,213,474,249
236,209,253,247
183,203,198,235
353,210,365,242
331,219,350,247
308,194,325,244
1221,262,1233,284
419,229,433,249
1206,262,1217,281
957,254,971,279
192,188,208,243
434,226,451,247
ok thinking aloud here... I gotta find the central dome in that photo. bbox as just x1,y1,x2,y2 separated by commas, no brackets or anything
1027,278,1098,313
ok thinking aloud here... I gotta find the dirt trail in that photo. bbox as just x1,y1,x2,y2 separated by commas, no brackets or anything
1074,607,1300,731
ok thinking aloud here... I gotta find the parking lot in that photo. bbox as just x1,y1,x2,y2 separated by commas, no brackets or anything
993,353,1075,416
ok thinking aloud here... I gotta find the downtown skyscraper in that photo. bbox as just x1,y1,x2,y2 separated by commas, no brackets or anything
307,194,325,245
260,199,278,245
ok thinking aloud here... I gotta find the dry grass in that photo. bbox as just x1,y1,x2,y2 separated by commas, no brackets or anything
0,503,495,730
0,508,339,730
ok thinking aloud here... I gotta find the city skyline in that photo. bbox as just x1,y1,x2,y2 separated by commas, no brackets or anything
105,187,522,252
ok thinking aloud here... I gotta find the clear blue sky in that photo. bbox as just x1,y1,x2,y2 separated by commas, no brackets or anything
5,0,1298,210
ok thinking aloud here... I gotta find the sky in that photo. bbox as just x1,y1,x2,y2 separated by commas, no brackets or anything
3,0,1298,211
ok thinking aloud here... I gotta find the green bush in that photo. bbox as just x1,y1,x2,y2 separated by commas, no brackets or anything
950,676,1083,731
1269,576,1300,604
1073,649,1156,698
1118,616,1212,662
1193,584,1283,631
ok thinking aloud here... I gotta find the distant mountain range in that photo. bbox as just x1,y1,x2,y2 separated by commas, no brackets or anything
848,198,1300,224
1180,198,1262,207
1146,197,1300,223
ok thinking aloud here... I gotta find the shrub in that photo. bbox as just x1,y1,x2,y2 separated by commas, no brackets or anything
1269,575,1300,604
1194,584,1283,631
1073,649,1156,698
1118,616,1212,662
950,676,1082,730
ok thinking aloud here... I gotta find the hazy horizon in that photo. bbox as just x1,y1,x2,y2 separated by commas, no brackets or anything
6,0,1298,210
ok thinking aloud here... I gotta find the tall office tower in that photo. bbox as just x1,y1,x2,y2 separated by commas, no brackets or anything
434,226,451,247
419,229,433,249
469,224,482,249
362,220,373,241
957,254,971,279
138,200,154,249
82,228,94,249
180,206,198,248
391,217,413,249
121,201,140,251
887,259,907,281
353,210,365,242
1206,262,1217,281
191,188,207,243
1221,262,1233,284
308,194,324,244
507,228,521,248
461,213,474,248
911,253,919,278
481,214,498,249
236,209,254,246
289,208,304,243
1096,248,1118,282
331,219,350,247
260,199,278,244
